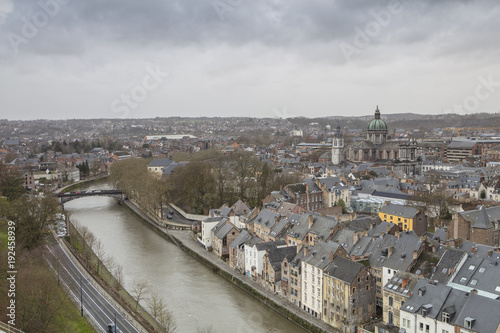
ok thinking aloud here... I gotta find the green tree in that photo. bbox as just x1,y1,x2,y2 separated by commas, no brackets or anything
0,162,25,201
480,190,486,200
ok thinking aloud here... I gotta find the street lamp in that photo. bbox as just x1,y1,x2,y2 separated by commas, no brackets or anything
114,312,123,333
80,277,88,317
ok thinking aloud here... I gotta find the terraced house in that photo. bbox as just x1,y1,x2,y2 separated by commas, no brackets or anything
379,203,428,236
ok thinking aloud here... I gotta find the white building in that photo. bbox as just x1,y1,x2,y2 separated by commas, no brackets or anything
244,240,286,279
197,217,224,249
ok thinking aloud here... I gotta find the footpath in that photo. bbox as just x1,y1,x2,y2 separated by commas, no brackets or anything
123,200,338,333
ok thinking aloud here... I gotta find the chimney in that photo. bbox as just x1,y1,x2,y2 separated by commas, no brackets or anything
305,183,310,211
353,231,359,244
401,278,409,288
386,224,391,233
388,246,395,257
330,250,334,263
471,246,475,254
304,246,309,256
413,250,418,260
395,231,402,239
370,223,375,230
471,289,478,295
308,214,314,228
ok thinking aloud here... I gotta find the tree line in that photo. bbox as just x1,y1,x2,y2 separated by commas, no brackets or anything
109,151,302,215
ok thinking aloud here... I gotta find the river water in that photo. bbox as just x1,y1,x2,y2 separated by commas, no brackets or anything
64,182,306,333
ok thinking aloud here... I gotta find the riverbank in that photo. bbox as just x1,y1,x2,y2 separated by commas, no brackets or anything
57,174,109,194
122,199,337,333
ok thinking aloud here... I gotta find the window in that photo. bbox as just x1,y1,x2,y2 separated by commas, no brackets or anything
403,318,406,327
366,285,370,291
353,287,356,293
442,312,450,323
389,296,393,307
425,324,429,333
388,269,391,274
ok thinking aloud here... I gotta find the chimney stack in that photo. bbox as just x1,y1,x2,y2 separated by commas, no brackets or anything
308,214,314,228
413,250,418,260
388,246,395,257
330,250,334,263
386,224,391,233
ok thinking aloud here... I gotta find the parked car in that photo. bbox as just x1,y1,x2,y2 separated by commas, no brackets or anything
166,213,173,219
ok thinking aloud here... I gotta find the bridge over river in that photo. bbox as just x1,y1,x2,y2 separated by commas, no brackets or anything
56,190,126,205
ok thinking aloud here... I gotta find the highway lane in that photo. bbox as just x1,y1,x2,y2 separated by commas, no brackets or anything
46,238,142,333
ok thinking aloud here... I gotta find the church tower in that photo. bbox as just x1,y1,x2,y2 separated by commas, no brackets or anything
331,124,345,165
366,105,388,145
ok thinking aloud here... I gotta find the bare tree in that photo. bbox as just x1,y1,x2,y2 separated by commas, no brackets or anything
147,292,177,333
113,264,125,292
131,278,150,311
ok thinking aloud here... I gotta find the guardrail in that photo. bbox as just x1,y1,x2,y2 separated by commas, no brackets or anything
0,321,24,333
169,203,209,221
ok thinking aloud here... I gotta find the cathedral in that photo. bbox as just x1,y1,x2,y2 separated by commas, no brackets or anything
332,106,419,175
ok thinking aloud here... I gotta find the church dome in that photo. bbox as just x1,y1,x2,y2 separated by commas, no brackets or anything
367,106,388,131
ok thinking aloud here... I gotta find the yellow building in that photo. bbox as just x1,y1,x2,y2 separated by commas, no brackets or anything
378,203,427,236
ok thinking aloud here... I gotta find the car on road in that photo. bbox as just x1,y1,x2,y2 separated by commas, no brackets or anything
107,324,120,333
166,213,173,219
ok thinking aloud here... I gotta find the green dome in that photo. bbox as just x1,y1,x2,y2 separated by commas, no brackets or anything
367,119,388,131
367,106,388,131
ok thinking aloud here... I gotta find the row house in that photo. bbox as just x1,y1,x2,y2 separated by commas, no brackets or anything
262,246,297,293
244,239,286,279
211,219,240,259
286,213,340,250
315,176,351,208
301,241,349,320
283,179,324,212
379,203,428,236
323,256,376,333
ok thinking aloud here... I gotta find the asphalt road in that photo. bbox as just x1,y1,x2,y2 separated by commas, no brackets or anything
46,238,141,333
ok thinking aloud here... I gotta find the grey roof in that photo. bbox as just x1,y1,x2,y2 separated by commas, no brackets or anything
331,228,356,253
359,231,422,271
252,209,280,228
229,230,251,249
458,241,498,258
401,279,451,319
287,213,338,242
367,221,397,237
255,240,286,251
459,205,500,229
316,176,347,192
303,241,342,270
383,271,419,297
450,254,500,297
231,199,250,216
324,255,364,284
269,218,290,239
147,158,173,167
453,292,500,332
162,162,187,175
267,246,297,271
446,141,477,149
213,220,236,239
380,203,419,219
431,249,467,284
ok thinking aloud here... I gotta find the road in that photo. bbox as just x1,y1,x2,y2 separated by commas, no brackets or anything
46,238,142,333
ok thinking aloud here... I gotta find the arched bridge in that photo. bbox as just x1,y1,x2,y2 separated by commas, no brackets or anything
56,190,126,205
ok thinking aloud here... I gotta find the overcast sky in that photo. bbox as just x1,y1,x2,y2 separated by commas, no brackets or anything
1,0,499,120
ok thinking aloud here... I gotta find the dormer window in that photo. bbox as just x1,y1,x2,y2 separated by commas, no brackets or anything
442,312,450,323
465,317,475,329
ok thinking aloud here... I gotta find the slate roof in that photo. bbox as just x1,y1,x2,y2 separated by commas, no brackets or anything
147,158,173,167
383,271,419,297
449,254,500,298
287,213,338,242
255,239,286,251
267,246,297,271
324,255,364,284
303,241,343,270
331,228,356,253
401,279,452,319
269,218,290,239
367,221,397,237
453,292,500,332
459,205,500,229
379,203,419,219
232,199,250,215
229,230,251,249
213,220,236,239
252,209,280,229
162,162,187,175
431,249,467,284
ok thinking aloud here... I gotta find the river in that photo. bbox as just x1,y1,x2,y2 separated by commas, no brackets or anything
64,182,306,333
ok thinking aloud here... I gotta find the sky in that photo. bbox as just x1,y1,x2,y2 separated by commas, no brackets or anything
1,0,500,120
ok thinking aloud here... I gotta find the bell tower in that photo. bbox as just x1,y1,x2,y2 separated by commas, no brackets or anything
331,124,345,165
